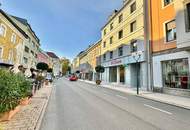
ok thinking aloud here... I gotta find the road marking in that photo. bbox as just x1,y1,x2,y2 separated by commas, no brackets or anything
116,95,128,100
144,104,172,115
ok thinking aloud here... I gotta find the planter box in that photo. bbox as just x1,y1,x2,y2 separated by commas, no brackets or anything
0,106,20,122
20,97,31,106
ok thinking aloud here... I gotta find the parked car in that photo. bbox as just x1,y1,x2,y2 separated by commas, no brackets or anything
69,75,78,81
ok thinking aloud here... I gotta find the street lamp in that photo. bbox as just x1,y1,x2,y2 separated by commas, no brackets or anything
132,43,143,95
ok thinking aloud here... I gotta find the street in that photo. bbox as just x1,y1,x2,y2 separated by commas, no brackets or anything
40,78,190,130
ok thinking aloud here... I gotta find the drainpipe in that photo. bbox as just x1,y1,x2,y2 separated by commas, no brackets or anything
143,0,153,91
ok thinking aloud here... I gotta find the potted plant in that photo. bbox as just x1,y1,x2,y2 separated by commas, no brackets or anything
95,65,105,85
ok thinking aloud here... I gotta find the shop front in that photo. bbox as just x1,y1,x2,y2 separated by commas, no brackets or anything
153,51,190,97
102,58,126,84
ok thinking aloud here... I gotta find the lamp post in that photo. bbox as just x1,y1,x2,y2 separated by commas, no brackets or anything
132,43,143,95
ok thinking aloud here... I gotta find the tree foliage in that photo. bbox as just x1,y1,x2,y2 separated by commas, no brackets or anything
36,62,49,71
95,65,105,73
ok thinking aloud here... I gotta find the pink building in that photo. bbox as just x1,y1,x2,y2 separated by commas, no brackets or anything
37,50,49,65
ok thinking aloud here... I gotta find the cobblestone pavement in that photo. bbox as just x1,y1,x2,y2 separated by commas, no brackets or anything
0,85,52,130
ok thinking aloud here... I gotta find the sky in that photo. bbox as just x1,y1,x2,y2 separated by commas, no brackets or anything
1,0,123,60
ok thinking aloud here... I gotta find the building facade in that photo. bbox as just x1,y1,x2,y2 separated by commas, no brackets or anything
150,0,190,96
0,9,28,70
46,52,61,76
10,16,40,76
101,0,148,89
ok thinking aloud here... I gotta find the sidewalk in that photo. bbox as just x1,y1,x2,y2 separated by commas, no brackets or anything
80,79,190,110
0,85,53,130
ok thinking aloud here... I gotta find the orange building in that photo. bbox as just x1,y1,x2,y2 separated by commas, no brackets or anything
150,0,190,96
150,0,176,53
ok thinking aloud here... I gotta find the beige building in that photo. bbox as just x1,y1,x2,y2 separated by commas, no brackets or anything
101,0,148,89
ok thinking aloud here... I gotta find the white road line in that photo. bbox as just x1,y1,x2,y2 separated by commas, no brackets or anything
144,104,172,115
116,95,128,100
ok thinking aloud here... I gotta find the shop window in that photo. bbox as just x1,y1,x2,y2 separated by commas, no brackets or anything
110,51,113,59
103,54,106,61
118,46,123,56
110,36,113,44
0,24,6,37
130,21,136,33
162,58,190,89
131,40,138,53
186,3,190,31
118,30,123,39
130,2,136,13
118,14,123,23
165,20,176,42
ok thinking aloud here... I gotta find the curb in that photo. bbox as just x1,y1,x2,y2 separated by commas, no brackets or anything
138,95,190,110
79,80,190,110
35,86,53,130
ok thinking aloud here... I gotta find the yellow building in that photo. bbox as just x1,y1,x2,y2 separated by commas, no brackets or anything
0,9,28,69
100,0,148,89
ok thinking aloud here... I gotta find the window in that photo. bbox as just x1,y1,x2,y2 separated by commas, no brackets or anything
23,57,28,64
118,46,123,56
11,33,16,43
165,20,176,42
25,46,29,53
186,3,190,31
110,23,114,30
131,40,138,53
119,14,123,23
103,41,106,48
35,54,38,58
104,29,107,35
0,47,3,58
110,36,113,44
162,58,190,89
110,51,113,59
103,54,106,61
8,50,13,62
130,2,136,13
130,21,136,33
118,30,123,39
32,41,35,48
31,50,34,56
163,0,173,6
0,24,6,37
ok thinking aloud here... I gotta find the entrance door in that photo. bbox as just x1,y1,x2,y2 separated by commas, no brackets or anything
109,67,117,82
120,66,125,83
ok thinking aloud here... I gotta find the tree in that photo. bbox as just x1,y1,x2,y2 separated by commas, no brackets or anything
36,62,49,71
61,58,70,75
95,65,105,83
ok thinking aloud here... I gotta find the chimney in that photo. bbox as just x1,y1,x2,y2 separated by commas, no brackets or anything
123,0,128,5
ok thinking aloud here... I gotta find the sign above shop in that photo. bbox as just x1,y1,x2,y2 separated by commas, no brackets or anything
111,59,122,65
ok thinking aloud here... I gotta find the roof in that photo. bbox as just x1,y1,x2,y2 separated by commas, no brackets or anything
11,15,40,44
46,52,59,59
101,0,131,30
0,9,28,38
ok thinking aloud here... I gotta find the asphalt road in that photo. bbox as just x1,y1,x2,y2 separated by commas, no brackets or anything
40,78,190,130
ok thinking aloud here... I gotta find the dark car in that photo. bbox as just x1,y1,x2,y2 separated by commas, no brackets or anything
69,75,78,81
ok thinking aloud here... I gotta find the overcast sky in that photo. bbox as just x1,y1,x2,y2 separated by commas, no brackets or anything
1,0,123,60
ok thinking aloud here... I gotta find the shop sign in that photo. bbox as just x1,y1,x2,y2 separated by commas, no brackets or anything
111,59,122,65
